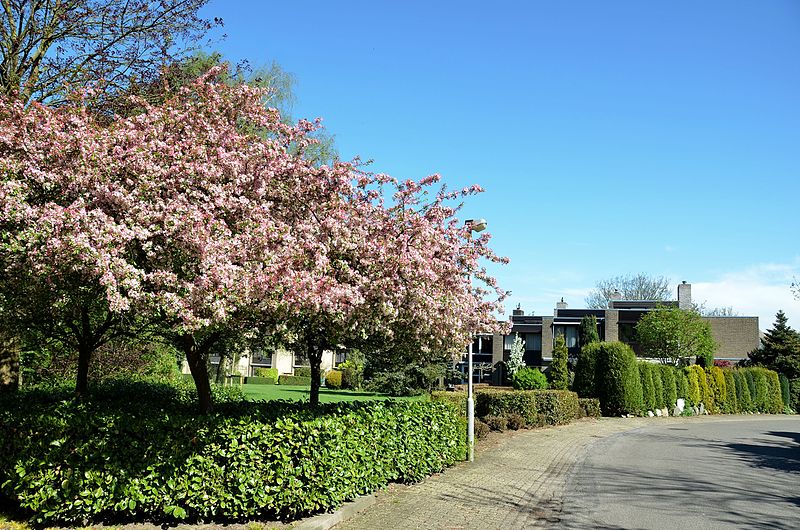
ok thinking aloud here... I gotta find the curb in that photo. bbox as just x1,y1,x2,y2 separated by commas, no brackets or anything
293,494,377,530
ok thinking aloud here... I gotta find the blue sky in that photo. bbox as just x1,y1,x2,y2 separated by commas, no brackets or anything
201,0,800,328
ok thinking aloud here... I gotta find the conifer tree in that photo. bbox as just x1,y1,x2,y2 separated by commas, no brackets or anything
549,333,569,390
748,311,800,370
579,315,600,346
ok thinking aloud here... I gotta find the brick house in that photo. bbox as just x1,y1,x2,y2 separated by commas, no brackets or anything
464,282,759,382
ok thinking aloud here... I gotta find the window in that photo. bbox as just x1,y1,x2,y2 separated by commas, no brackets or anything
565,327,578,348
526,333,542,351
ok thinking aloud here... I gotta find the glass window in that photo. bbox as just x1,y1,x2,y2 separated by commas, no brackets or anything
503,334,516,350
526,333,542,351
565,327,579,348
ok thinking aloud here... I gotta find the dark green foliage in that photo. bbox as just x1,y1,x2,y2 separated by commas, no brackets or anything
748,310,800,371
790,379,800,413
483,415,508,432
652,366,665,409
506,413,525,430
578,315,600,347
751,369,769,411
0,380,464,524
779,374,791,410
244,376,276,385
745,370,756,405
639,363,656,411
736,370,754,412
325,369,343,389
338,360,364,390
659,365,677,409
675,370,688,402
549,334,570,390
253,367,279,384
294,366,313,378
578,398,602,418
765,370,784,414
476,389,538,426
430,391,467,415
696,350,714,369
573,342,600,398
511,367,549,390
532,390,581,425
594,342,644,416
707,366,726,414
278,375,312,386
684,366,701,406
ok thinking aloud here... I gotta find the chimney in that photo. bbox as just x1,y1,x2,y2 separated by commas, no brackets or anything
556,297,568,310
678,281,692,310
608,289,622,308
512,304,524,316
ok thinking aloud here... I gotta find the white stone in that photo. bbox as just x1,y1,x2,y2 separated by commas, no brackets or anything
672,406,682,416
662,408,670,417
655,409,662,417
648,411,654,417
676,398,685,413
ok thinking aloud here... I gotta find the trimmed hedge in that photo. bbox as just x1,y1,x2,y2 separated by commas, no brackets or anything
659,365,677,411
723,370,738,414
294,366,312,377
278,375,312,386
0,381,465,524
594,342,643,416
578,398,601,418
475,388,538,426
531,390,581,425
430,391,467,415
511,367,548,390
244,376,275,385
253,367,279,384
639,363,656,411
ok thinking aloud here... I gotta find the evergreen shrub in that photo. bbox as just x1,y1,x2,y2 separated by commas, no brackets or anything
684,366,701,406
578,397,601,418
325,369,343,389
475,389,538,426
278,375,312,386
723,369,738,413
0,381,465,524
593,342,643,416
533,390,580,425
253,367,279,384
511,367,548,390
779,374,791,411
652,366,665,409
573,342,600,397
294,366,313,378
660,365,677,409
639,363,656,411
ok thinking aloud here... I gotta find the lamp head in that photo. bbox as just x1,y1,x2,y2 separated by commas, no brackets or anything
465,218,487,233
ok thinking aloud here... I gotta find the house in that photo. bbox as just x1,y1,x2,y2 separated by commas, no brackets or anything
462,281,759,382
184,348,337,378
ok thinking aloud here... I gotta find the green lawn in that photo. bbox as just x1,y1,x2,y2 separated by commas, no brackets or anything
240,384,425,403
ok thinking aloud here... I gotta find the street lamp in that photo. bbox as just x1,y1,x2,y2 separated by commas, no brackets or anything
465,218,486,462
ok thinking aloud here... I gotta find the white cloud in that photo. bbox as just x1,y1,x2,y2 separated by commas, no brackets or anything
692,260,800,330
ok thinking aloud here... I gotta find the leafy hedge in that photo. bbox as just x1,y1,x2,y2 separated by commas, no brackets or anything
244,376,275,385
253,367,279,384
474,389,580,427
594,342,643,416
278,375,312,386
325,369,343,389
573,342,600,397
0,381,465,524
511,367,548,390
578,398,601,418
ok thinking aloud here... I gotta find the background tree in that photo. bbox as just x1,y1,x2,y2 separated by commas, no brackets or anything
578,314,600,346
585,273,671,309
549,333,569,390
0,0,219,105
635,307,717,365
747,310,800,408
506,334,525,377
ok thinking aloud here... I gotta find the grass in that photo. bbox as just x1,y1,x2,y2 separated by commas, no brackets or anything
239,383,425,403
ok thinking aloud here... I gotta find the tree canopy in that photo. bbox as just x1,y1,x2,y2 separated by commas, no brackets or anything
585,273,671,309
635,307,717,365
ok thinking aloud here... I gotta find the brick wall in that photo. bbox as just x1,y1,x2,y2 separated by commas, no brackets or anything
703,317,760,360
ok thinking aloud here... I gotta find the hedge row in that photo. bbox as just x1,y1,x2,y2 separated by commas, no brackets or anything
433,388,583,427
575,342,787,416
278,374,312,386
0,381,465,524
253,367,279,384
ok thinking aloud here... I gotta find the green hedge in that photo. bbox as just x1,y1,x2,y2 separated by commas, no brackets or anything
325,370,343,389
533,390,580,425
639,363,656,411
430,391,467,415
578,398,601,418
594,342,643,416
511,367,548,390
475,388,538,426
0,381,465,524
294,366,312,378
278,375,312,386
659,365,677,410
253,367,279,384
244,376,276,385
573,342,600,397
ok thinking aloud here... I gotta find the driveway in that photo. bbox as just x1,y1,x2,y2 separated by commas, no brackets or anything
334,415,800,530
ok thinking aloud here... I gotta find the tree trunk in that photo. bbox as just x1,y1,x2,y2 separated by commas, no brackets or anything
215,352,228,385
309,342,323,407
75,342,92,397
182,334,214,414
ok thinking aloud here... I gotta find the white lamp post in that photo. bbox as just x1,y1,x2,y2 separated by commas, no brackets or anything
465,218,486,462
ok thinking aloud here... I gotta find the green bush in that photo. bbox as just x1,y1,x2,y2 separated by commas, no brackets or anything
511,367,548,390
723,369,738,413
639,363,656,411
294,366,312,378
532,390,580,425
573,342,600,398
684,366,701,406
779,374,791,411
750,368,769,411
735,370,754,412
0,381,465,524
338,360,363,390
278,375,312,386
474,419,490,439
549,334,569,390
745,370,756,405
790,379,800,413
675,370,688,402
652,365,666,409
476,388,538,426
253,367,279,384
659,365,677,410
244,376,276,385
578,398,601,418
765,370,784,414
594,342,643,416
430,391,467,415
708,366,727,414
325,369,343,389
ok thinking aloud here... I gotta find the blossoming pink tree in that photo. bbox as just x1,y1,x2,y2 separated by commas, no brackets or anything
0,69,508,411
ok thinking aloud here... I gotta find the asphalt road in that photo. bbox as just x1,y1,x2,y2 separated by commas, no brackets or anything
559,416,800,530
